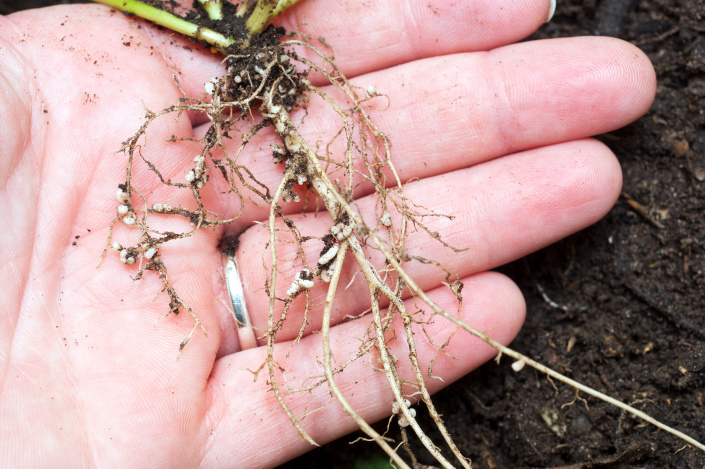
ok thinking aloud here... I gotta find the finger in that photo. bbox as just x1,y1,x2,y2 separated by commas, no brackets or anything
202,271,525,468
148,0,553,95
276,0,553,80
231,138,620,343
198,36,654,225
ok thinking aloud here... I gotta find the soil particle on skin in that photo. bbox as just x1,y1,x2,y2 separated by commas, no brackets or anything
283,1,705,467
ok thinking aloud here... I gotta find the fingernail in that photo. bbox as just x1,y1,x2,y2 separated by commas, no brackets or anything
545,0,556,23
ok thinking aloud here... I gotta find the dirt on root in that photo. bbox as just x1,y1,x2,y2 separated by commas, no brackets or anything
284,0,705,467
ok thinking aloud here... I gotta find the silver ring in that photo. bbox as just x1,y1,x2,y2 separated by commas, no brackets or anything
224,253,258,350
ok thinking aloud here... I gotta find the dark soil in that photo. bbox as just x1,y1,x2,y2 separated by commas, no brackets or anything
4,0,703,467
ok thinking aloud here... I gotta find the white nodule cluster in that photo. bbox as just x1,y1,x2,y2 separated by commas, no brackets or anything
113,241,157,264
318,244,339,266
152,203,172,213
282,191,301,203
286,269,314,297
392,399,416,427
144,247,158,260
318,244,339,283
296,173,307,185
119,248,136,265
115,189,137,226
116,189,135,225
186,154,209,189
330,221,353,241
380,211,392,227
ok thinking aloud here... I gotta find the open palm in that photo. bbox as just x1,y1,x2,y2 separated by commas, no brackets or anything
0,1,655,467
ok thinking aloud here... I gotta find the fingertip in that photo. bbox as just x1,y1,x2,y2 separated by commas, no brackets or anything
421,271,526,378
488,36,656,152
614,39,658,120
572,138,624,218
461,271,526,340
572,37,656,127
588,138,624,210
522,139,623,232
384,272,527,391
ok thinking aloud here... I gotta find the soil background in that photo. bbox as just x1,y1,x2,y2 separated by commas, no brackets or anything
3,1,703,467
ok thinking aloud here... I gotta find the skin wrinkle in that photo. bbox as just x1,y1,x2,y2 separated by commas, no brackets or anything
57,320,97,468
399,1,422,63
489,46,556,157
52,174,101,466
21,232,91,465
0,31,37,412
8,317,86,465
0,83,29,190
198,376,229,467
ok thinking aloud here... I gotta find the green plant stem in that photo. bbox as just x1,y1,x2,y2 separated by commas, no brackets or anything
91,0,234,49
245,0,277,35
245,0,305,35
198,0,224,20
272,0,303,17
235,0,254,17
91,0,304,50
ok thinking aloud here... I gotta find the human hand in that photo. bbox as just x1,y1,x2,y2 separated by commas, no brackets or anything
0,1,655,467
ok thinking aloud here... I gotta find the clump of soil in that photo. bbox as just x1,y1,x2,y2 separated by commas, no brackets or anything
284,0,705,467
